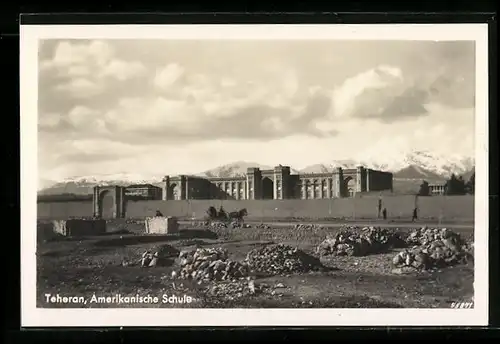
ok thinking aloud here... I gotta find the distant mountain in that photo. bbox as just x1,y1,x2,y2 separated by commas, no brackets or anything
392,165,444,180
396,150,474,177
299,150,474,179
38,173,165,196
197,161,272,178
197,161,300,178
38,151,475,196
299,160,359,174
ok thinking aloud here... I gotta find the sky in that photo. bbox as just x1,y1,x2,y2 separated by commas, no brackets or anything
37,39,476,186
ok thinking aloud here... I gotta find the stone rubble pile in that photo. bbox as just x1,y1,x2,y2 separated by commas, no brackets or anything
393,228,473,271
317,226,403,257
202,278,272,303
405,227,466,247
245,243,323,275
294,223,325,231
122,244,180,267
174,247,250,282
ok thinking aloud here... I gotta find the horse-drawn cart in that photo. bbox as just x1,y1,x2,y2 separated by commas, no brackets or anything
206,206,248,226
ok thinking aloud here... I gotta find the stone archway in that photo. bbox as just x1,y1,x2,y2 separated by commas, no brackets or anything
99,190,115,219
93,186,126,219
262,177,274,199
168,183,180,200
344,176,356,197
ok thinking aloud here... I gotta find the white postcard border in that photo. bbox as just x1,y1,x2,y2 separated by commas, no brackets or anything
21,23,489,327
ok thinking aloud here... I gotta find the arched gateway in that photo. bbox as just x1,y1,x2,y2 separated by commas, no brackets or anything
92,186,126,219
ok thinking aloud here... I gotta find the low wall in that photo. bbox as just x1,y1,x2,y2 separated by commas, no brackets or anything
124,196,475,221
50,219,106,237
37,195,475,221
37,201,93,220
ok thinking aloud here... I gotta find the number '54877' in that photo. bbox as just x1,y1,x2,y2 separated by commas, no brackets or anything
450,302,474,309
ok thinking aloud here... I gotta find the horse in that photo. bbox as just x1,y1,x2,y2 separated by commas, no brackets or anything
206,206,229,222
217,206,228,221
228,208,248,224
206,206,218,220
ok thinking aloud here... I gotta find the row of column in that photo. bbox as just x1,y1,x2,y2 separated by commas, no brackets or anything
216,181,246,200
300,178,336,199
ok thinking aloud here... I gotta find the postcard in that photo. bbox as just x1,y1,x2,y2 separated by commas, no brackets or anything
21,23,489,327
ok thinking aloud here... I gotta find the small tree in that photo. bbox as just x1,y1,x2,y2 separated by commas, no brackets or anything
418,180,430,196
445,173,467,195
465,172,475,194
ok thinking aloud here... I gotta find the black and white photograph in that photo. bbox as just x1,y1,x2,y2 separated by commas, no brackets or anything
21,24,489,327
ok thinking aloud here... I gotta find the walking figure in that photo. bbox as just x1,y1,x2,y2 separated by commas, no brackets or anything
377,199,382,218
382,208,387,220
412,207,418,222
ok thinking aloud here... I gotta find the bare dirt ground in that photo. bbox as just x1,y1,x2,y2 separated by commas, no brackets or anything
36,222,474,309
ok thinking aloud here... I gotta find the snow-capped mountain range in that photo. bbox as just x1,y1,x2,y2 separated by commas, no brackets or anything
38,151,475,196
300,150,474,178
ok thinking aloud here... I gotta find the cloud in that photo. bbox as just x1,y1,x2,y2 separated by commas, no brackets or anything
100,88,336,142
99,60,147,81
37,40,476,182
38,112,63,131
40,40,114,76
330,54,475,122
39,40,149,110
40,48,338,141
54,78,105,98
154,63,185,89
332,65,430,121
38,103,474,181
42,137,147,166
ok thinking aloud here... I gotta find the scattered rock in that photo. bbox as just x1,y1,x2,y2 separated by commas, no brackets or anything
246,243,324,275
174,247,250,282
294,223,324,231
317,226,404,257
392,228,473,272
405,227,466,247
202,278,271,303
152,244,180,258
391,266,419,275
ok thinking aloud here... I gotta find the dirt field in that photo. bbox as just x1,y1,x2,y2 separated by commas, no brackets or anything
36,221,474,309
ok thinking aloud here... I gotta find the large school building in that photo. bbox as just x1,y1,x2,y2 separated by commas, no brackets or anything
162,165,393,200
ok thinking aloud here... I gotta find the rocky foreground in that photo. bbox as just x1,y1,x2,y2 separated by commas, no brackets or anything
37,223,474,308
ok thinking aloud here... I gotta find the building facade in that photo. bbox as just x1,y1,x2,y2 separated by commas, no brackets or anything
162,165,393,200
125,184,163,200
428,183,447,196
